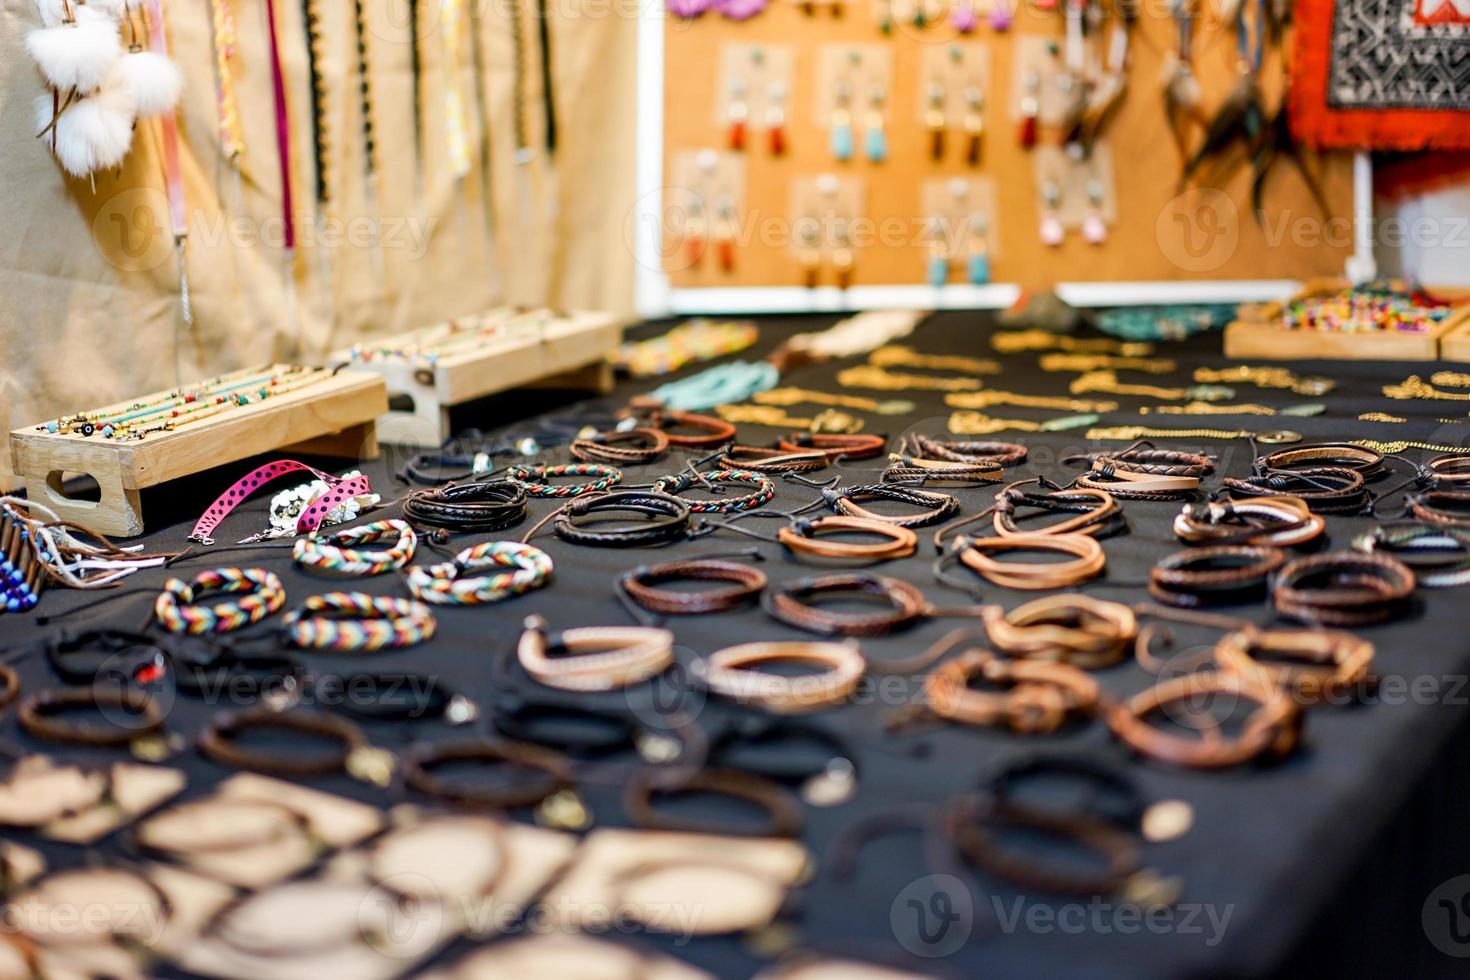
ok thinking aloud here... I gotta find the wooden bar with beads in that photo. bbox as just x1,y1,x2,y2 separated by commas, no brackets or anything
333,307,627,449
8,366,387,538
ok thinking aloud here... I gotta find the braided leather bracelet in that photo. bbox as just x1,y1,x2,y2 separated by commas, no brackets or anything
1405,490,1470,527
925,650,1098,733
947,795,1140,896
570,428,670,465
620,557,767,615
403,739,570,809
980,595,1136,669
1428,453,1470,488
776,432,886,462
958,533,1105,590
507,462,622,497
551,491,693,547
652,469,775,514
765,573,930,637
1067,446,1213,479
778,516,917,562
718,446,829,474
283,593,437,649
629,403,738,449
1148,545,1287,608
402,481,528,533
1273,551,1415,626
1105,671,1302,769
1075,464,1199,501
1173,496,1324,548
826,484,960,528
906,435,1027,467
624,768,802,837
407,541,554,605
154,568,287,635
1223,467,1369,515
293,519,418,576
991,481,1124,539
517,616,674,691
19,688,165,748
199,708,385,782
698,641,866,713
1257,443,1388,482
881,454,1003,486
1214,627,1373,703
1353,524,1470,587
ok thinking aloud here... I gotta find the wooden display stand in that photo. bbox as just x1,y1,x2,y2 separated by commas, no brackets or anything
337,309,627,449
8,368,388,538
1224,279,1470,362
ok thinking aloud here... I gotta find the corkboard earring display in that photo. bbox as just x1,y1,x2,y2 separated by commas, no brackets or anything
636,0,1371,315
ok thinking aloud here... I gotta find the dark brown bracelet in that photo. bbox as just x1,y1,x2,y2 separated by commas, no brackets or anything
0,665,17,712
199,708,379,780
1272,551,1415,626
620,557,768,615
629,404,738,450
776,432,887,462
1428,453,1470,488
1257,443,1388,482
1105,671,1303,769
717,445,829,474
765,573,930,637
623,768,803,838
1405,490,1470,527
825,484,960,529
1066,446,1214,479
881,455,1003,486
1075,464,1200,501
1148,545,1287,609
1223,466,1369,514
989,480,1124,539
947,795,1140,896
403,739,570,809
19,688,165,748
570,428,671,465
907,435,1028,468
777,516,918,562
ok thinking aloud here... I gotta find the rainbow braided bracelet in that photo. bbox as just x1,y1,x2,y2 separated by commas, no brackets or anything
154,568,286,635
284,593,437,650
507,462,623,497
652,469,775,514
294,519,419,577
406,541,554,605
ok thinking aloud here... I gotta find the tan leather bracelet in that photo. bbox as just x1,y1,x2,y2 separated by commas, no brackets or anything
570,428,671,465
777,516,918,562
634,406,737,449
1173,495,1324,548
980,595,1137,669
699,641,866,713
989,481,1123,538
882,453,1003,486
517,617,674,691
1428,453,1470,488
1258,443,1387,481
958,533,1105,590
1076,465,1199,501
1105,671,1303,769
828,484,960,529
1214,627,1374,703
925,650,1099,733
718,446,829,474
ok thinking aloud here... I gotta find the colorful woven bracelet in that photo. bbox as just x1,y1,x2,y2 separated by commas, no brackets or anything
283,593,437,650
154,568,286,635
293,519,418,577
652,469,775,514
406,541,554,605
507,462,623,498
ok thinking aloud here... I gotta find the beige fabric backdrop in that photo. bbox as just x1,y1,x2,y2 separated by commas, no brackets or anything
0,0,637,479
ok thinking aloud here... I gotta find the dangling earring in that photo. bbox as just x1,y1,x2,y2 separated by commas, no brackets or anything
832,220,854,290
685,196,708,268
716,195,737,272
950,0,978,31
830,79,854,162
925,219,950,287
925,82,946,161
964,86,984,165
766,79,787,156
1019,70,1039,149
797,220,821,288
966,214,990,284
864,85,888,163
1040,181,1064,247
1082,179,1107,245
727,76,748,151
988,0,1014,29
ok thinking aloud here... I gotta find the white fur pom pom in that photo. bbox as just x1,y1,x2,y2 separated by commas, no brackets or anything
85,0,139,17
114,50,181,116
32,0,74,28
43,86,137,178
25,10,122,93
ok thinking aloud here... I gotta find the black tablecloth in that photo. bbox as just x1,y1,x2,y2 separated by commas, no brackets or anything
9,311,1470,979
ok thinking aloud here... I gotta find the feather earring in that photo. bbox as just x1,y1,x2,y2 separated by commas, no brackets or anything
1251,106,1331,224
1162,0,1203,161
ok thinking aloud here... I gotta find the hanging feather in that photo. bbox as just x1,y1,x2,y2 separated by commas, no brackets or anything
1216,0,1244,27
1251,106,1331,224
1178,69,1262,189
1078,70,1125,156
36,85,136,177
1162,55,1205,160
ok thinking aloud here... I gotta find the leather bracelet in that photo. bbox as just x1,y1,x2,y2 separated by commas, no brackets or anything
980,595,1137,669
881,454,1003,486
653,469,775,514
623,768,803,837
778,516,918,562
0,665,17,712
1428,453,1470,488
907,435,1028,468
199,708,388,783
1273,550,1415,626
1214,627,1373,703
825,484,960,529
698,641,866,713
1173,496,1324,548
403,739,570,809
957,533,1105,590
1223,466,1369,515
925,650,1098,733
517,616,674,691
402,481,528,533
776,432,886,462
985,754,1153,838
991,481,1124,539
1257,443,1388,482
19,688,164,748
1148,545,1287,608
552,491,693,548
397,448,500,486
293,519,418,577
765,573,930,637
1068,446,1214,479
631,404,738,450
489,697,688,763
39,628,169,686
1405,490,1470,527
620,557,768,615
1105,671,1302,769
1075,463,1199,501
718,446,829,474
507,462,623,498
570,428,671,465
948,795,1140,896
1353,523,1470,587
709,716,857,805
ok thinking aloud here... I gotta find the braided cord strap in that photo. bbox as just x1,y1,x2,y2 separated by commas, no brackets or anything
189,460,374,545
653,469,775,514
406,541,554,605
508,463,623,497
284,593,437,650
155,568,286,635
293,519,418,576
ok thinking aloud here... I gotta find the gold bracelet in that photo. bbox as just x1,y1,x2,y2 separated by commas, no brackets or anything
1071,371,1234,402
1357,412,1407,423
948,411,1098,435
990,328,1155,357
1350,438,1470,455
1040,353,1177,374
1431,371,1470,388
868,345,999,374
1383,376,1470,401
753,387,914,415
1193,365,1335,396
945,390,1119,412
1085,425,1303,443
837,365,981,392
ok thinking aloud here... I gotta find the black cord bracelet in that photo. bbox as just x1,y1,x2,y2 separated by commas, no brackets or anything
552,491,693,547
1223,467,1369,515
40,628,170,687
710,716,858,807
403,481,528,533
402,738,571,809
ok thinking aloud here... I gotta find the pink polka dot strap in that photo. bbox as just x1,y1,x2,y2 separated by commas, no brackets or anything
189,460,374,545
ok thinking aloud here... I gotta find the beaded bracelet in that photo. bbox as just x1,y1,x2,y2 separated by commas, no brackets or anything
652,469,775,514
293,519,418,577
406,541,554,605
282,593,437,650
154,568,287,635
507,462,622,497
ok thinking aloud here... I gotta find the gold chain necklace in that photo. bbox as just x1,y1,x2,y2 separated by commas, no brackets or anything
944,390,1118,412
1430,371,1470,388
1351,438,1470,454
990,329,1155,357
1383,376,1470,401
837,365,981,392
949,411,1098,434
1141,401,1325,417
715,405,865,433
1085,425,1302,443
1357,412,1407,423
1193,365,1335,396
868,345,999,375
1071,371,1235,402
1039,353,1177,374
752,387,914,415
